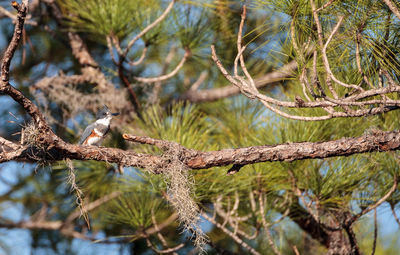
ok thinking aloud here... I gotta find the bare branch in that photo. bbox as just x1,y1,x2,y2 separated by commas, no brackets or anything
65,191,121,224
371,208,377,255
189,71,208,91
3,128,400,174
390,203,400,227
258,193,282,255
123,0,175,59
180,60,298,103
347,175,397,226
202,212,262,255
68,32,98,67
315,0,337,13
146,238,184,254
0,4,36,25
134,50,190,83
128,47,148,66
0,1,51,132
321,16,363,91
1,1,27,83
382,0,400,20
151,211,180,255
210,3,400,120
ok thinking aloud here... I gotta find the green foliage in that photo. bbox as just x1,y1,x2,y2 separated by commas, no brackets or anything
172,7,213,51
58,0,162,40
106,191,163,230
134,103,215,151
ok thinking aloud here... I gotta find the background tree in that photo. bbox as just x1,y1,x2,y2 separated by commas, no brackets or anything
1,0,400,254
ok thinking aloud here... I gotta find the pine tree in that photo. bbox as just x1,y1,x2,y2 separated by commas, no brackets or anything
1,0,400,254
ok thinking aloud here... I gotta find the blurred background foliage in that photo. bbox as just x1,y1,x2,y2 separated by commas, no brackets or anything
0,0,400,254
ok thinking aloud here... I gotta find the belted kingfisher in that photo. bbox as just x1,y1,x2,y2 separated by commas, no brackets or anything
79,105,120,146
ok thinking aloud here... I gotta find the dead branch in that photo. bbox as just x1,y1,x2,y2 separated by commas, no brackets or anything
0,4,36,25
382,0,400,20
202,212,262,255
346,175,397,226
315,0,337,13
122,0,176,59
145,237,184,254
1,1,27,83
390,203,400,227
210,3,400,120
134,50,190,83
151,212,180,255
180,60,298,102
258,193,281,255
371,208,377,255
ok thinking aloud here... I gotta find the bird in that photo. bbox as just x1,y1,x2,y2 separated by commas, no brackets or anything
79,105,119,146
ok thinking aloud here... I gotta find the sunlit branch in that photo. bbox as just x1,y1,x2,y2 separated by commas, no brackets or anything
123,0,175,59
133,50,190,83
382,0,400,20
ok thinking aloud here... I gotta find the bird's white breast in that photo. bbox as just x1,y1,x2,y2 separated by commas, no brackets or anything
96,116,111,126
86,136,103,146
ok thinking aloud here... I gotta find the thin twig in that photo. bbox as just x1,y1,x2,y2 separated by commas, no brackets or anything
348,175,397,226
258,193,282,255
151,211,180,255
134,50,190,83
123,0,175,58
189,71,208,91
202,212,262,255
371,208,377,255
390,203,400,227
128,47,148,66
315,0,337,13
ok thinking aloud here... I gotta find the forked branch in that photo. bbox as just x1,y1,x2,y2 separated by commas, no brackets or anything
211,4,400,120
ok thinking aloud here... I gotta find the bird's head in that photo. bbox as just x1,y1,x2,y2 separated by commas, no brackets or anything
96,105,120,120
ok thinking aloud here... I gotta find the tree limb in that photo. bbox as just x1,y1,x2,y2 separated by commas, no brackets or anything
2,129,400,173
180,60,298,103
382,0,400,20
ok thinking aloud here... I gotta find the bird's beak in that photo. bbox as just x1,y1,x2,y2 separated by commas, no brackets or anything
111,112,120,116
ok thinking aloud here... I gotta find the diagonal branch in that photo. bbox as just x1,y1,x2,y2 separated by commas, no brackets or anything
180,60,298,103
1,1,27,83
382,0,400,20
122,0,176,59
346,175,397,226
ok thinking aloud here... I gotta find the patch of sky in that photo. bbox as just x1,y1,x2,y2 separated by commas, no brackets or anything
0,229,31,255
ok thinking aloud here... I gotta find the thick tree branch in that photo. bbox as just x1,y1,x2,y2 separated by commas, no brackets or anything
183,130,400,169
3,129,400,172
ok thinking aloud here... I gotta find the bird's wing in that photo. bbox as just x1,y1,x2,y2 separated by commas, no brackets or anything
79,123,96,144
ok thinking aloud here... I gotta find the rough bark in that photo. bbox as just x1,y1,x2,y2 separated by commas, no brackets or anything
2,130,400,173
